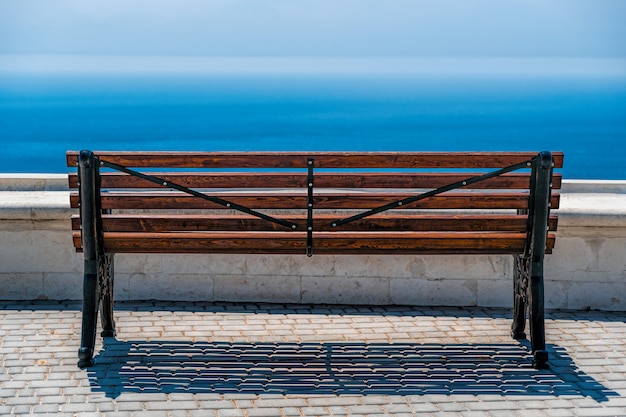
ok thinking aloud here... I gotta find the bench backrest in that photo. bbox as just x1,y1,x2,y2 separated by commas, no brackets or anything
67,151,563,256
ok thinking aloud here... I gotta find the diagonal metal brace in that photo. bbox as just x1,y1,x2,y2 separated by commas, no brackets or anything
99,159,298,230
331,158,535,228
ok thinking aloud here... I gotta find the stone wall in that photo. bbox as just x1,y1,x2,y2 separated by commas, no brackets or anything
1,174,624,311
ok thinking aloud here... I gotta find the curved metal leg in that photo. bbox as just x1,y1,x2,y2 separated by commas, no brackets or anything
78,268,99,368
529,273,548,369
519,152,552,369
77,150,108,368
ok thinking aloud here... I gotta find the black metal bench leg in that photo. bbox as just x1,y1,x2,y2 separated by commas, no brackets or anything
77,149,106,368
99,254,116,338
525,151,553,370
529,273,548,369
78,264,99,368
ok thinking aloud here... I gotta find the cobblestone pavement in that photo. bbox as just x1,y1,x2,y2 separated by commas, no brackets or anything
1,301,625,416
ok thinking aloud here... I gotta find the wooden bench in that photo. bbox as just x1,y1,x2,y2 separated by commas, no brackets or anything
67,150,563,369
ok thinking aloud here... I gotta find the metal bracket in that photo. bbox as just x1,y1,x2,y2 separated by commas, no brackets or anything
99,159,298,230
331,158,535,228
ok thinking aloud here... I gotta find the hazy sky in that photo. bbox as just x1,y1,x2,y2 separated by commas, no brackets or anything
1,0,625,58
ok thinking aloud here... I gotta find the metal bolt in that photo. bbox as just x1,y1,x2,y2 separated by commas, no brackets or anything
308,226,313,231
308,203,313,208
398,202,403,206
100,161,104,166
527,162,531,167
308,160,313,165
163,182,168,186
292,225,297,229
332,223,337,228
462,181,467,186
309,183,313,187
226,203,231,207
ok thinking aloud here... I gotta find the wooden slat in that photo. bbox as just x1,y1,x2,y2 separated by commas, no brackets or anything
71,214,558,233
68,172,563,190
69,191,560,211
67,151,564,169
72,231,555,254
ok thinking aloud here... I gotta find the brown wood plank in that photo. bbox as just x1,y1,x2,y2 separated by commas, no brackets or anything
70,191,560,210
67,151,564,169
71,230,555,254
68,172,563,190
72,213,558,233
96,193,558,210
313,232,530,253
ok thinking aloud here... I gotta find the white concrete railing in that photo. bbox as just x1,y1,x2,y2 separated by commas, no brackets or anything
1,174,625,311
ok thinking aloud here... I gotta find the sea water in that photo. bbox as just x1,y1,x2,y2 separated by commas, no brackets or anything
1,64,625,179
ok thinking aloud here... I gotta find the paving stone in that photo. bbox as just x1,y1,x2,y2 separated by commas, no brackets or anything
254,398,308,408
300,407,331,415
307,396,364,407
198,400,236,409
246,407,287,416
280,408,304,416
459,411,493,417
190,411,218,417
327,405,349,415
478,412,506,417
5,396,39,406
544,409,576,417
346,404,386,414
465,400,519,411
572,408,626,417
11,405,33,415
133,411,169,417
381,403,414,413
58,403,99,413
217,410,246,417
32,404,62,413
172,410,195,417
145,399,198,410
115,401,147,411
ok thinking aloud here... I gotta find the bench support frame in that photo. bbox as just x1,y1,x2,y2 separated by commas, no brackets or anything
77,150,116,368
511,151,553,369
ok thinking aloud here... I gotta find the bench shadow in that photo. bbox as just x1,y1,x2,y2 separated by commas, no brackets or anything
87,338,617,401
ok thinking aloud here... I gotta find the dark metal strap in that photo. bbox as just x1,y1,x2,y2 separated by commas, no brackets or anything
306,159,314,257
331,158,535,228
99,160,298,230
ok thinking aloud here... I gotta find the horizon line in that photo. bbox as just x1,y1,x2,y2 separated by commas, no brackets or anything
1,55,626,78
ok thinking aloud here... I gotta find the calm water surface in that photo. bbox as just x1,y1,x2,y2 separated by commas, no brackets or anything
1,70,625,179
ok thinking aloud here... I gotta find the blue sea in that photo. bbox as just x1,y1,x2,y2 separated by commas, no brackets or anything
1,58,625,179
